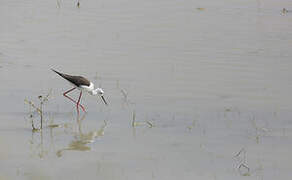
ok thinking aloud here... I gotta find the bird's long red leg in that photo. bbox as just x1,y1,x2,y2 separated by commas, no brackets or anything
76,91,83,115
63,87,86,112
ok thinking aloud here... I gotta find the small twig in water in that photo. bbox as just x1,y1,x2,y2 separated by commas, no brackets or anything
234,148,245,159
234,148,250,176
56,0,61,8
24,99,41,114
132,110,136,127
238,163,250,176
121,89,127,99
146,121,154,128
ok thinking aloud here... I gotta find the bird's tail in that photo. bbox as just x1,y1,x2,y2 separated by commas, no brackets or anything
51,68,64,77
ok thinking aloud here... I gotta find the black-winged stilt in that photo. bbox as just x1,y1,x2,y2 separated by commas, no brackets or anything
52,69,107,114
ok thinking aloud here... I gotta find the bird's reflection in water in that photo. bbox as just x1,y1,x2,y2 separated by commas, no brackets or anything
56,113,107,157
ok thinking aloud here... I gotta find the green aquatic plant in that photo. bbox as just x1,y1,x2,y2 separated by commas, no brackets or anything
196,7,205,11
131,110,154,128
25,89,52,130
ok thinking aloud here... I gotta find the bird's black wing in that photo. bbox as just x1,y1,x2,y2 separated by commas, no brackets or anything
51,69,90,87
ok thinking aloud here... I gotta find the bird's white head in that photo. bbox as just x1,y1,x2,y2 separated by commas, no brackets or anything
91,88,108,105
92,88,104,95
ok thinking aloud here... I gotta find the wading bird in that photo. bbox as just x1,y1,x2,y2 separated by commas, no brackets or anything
52,69,107,114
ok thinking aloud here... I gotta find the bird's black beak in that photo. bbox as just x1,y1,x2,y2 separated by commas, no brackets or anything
101,95,108,106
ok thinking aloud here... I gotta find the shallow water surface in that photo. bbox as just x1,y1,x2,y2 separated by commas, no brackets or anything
0,0,292,179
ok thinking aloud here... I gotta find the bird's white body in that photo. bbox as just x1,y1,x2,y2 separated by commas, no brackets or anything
79,82,104,96
79,82,94,92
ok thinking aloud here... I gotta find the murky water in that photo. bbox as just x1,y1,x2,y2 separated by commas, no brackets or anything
0,0,292,179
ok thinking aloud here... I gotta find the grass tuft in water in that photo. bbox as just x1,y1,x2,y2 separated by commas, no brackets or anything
25,89,52,130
